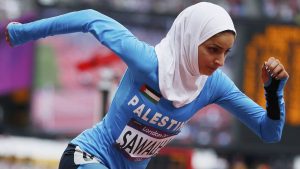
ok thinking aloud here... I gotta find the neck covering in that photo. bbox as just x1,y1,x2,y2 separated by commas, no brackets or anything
155,2,236,108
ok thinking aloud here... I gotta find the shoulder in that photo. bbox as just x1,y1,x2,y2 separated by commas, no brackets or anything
206,69,235,94
208,69,233,85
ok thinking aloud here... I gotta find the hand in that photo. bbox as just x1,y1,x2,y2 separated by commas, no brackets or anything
261,57,289,84
5,22,21,47
5,26,13,47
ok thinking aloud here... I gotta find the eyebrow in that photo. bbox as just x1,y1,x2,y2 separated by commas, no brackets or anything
209,44,224,50
210,44,231,51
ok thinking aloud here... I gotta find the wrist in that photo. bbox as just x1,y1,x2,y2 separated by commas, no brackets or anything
264,77,288,93
6,22,22,47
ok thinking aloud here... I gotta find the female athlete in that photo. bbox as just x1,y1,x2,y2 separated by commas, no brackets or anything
5,2,289,169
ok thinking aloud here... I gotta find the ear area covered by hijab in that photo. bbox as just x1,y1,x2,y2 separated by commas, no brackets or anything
155,2,236,108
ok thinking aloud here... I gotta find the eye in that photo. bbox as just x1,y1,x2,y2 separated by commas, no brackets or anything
208,47,219,54
225,49,232,56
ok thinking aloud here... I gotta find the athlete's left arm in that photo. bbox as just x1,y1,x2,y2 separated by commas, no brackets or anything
5,9,156,74
214,65,288,143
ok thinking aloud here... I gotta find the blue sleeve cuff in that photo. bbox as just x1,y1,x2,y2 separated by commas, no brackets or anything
7,22,23,46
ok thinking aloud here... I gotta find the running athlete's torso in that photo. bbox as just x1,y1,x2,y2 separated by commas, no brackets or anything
71,64,217,169
7,9,287,169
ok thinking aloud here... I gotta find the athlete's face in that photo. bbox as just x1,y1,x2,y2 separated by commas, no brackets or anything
198,31,235,75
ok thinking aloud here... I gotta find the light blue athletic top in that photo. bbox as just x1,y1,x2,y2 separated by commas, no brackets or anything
7,9,287,169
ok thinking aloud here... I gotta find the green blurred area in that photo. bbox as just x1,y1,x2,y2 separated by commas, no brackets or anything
34,44,59,89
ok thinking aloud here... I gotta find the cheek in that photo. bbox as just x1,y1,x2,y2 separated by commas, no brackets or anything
198,51,207,71
198,52,202,69
198,52,210,66
198,47,211,72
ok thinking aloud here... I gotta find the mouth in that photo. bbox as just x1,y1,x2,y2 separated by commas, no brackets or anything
200,67,218,75
208,67,217,72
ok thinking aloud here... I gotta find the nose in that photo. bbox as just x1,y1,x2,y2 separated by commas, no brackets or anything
214,55,225,67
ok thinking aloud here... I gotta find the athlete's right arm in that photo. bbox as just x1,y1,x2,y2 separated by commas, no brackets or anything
6,9,157,73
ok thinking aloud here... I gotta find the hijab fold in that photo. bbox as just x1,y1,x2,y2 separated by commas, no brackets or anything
155,2,236,108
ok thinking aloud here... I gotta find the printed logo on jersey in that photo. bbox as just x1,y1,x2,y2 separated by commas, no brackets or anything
115,119,176,161
140,84,162,104
74,146,102,165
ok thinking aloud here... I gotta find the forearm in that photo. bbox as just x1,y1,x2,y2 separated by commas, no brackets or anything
217,81,287,143
259,78,287,142
7,9,117,46
264,78,287,120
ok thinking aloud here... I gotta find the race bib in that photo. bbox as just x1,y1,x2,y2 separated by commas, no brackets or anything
115,119,177,161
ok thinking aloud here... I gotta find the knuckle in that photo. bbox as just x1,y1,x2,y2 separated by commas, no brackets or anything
276,59,281,64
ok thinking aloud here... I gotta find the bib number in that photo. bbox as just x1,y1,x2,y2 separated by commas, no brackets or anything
115,119,176,161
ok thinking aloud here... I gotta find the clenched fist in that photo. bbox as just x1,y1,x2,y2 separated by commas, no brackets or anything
261,57,289,84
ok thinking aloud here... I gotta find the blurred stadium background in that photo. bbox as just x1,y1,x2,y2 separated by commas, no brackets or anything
1,0,300,168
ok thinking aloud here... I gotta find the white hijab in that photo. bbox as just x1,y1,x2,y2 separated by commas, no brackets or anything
155,2,236,108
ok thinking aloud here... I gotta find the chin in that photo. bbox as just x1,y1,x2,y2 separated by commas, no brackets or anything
201,72,212,76
200,67,217,76
201,70,215,76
